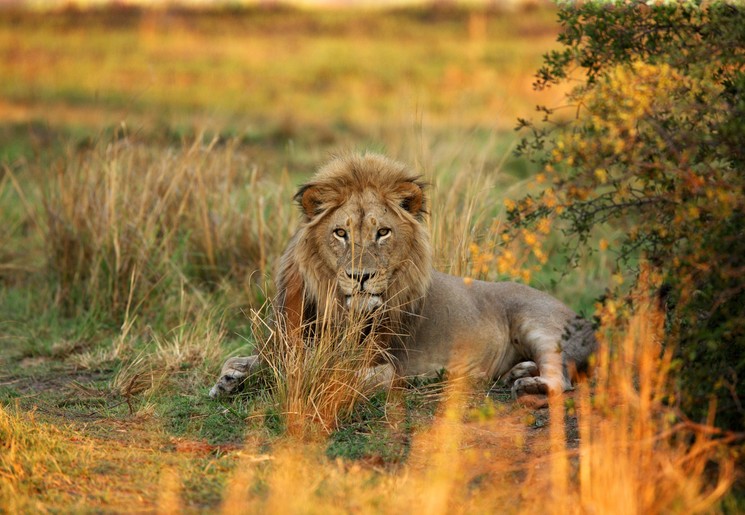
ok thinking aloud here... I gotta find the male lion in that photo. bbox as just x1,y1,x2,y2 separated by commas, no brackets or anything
210,153,596,403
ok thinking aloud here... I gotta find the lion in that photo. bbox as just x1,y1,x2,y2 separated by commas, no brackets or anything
210,152,596,404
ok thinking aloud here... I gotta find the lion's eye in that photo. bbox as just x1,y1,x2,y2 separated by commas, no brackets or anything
333,228,347,239
377,228,391,239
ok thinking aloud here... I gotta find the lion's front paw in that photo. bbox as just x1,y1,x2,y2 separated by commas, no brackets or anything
511,376,550,397
357,363,396,391
511,377,549,409
209,355,260,399
502,361,539,386
511,376,566,408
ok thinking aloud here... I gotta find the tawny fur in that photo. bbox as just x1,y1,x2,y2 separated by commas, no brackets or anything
210,152,596,403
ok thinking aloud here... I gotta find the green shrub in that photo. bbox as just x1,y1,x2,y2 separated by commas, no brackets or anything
514,0,745,431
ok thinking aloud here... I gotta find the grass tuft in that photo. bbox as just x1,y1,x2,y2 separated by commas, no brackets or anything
37,134,294,320
111,307,227,413
0,404,86,512
249,295,396,438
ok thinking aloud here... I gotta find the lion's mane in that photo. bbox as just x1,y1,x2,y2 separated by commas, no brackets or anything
275,152,433,343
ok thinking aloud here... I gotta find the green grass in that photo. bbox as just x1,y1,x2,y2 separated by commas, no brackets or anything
326,390,416,465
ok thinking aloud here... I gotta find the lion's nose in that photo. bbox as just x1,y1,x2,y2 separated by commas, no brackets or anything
347,270,373,289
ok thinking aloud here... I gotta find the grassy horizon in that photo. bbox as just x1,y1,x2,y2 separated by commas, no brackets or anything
0,4,563,145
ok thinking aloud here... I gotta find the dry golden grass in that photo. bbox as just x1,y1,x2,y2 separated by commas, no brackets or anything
14,124,609,328
0,401,238,512
567,265,734,513
0,6,564,133
110,307,226,410
36,134,296,318
248,294,394,438
213,266,735,514
0,132,737,512
0,404,88,512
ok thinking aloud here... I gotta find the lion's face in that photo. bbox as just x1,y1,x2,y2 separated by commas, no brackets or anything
289,153,432,316
321,190,418,311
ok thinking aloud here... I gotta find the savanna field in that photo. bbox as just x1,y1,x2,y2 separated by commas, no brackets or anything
1,2,744,513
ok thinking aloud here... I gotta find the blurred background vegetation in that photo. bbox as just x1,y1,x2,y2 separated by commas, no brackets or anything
0,2,564,161
2,1,594,360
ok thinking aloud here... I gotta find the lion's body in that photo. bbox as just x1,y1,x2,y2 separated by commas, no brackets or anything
393,271,594,389
210,153,596,402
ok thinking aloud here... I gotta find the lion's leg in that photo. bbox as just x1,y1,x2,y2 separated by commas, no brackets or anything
357,363,396,392
512,327,573,402
209,355,262,399
502,361,539,386
512,354,570,397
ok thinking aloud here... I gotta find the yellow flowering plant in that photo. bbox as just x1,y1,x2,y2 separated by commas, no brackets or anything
513,0,745,433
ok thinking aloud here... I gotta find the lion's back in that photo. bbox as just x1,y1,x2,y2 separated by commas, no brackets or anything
397,271,595,379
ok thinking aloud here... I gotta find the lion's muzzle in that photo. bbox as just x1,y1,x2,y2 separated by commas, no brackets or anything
339,268,386,312
345,293,383,311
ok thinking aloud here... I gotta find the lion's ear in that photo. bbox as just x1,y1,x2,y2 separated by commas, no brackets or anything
396,182,425,217
295,184,323,219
